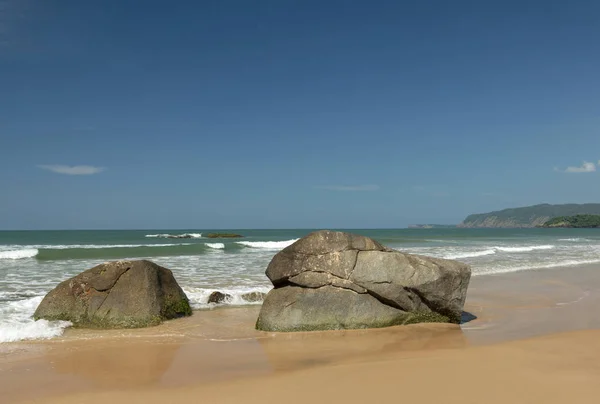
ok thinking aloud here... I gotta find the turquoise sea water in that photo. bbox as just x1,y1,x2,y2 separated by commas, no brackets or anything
1,228,600,342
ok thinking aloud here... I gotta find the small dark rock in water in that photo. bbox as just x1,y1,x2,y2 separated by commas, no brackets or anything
241,292,266,302
34,260,192,329
205,233,244,238
207,291,231,304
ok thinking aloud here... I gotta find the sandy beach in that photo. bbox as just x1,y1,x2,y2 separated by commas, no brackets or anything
2,263,600,403
3,0,598,401
38,330,600,404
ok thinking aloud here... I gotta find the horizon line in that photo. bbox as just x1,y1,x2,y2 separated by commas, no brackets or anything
0,226,459,232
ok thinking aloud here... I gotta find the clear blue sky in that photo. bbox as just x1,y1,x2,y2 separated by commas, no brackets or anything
1,0,599,229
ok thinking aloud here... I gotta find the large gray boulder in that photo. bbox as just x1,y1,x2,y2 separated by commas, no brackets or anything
256,231,471,332
34,260,192,328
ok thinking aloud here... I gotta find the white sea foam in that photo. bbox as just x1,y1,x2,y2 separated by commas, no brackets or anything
556,291,591,307
182,286,272,309
474,258,600,276
205,243,225,249
0,296,72,343
235,239,298,249
440,245,555,259
0,249,39,260
558,238,591,242
0,319,72,343
0,290,40,302
0,244,193,259
494,245,555,253
443,249,497,259
145,233,203,239
32,243,190,249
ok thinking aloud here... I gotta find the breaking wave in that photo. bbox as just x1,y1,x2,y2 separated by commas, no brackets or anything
235,239,298,249
0,239,295,261
0,296,72,343
443,249,497,259
0,249,39,260
205,243,225,249
494,245,555,252
427,245,557,260
145,233,203,239
475,258,600,276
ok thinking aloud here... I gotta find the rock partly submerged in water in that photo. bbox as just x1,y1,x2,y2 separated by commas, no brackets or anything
256,230,471,332
207,291,267,304
207,291,229,304
34,260,192,328
242,291,267,302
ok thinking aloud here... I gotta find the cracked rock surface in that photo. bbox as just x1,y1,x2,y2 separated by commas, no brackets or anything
256,230,471,332
34,260,192,328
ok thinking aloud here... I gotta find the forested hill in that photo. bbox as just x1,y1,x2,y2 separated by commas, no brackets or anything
540,215,600,228
458,204,600,228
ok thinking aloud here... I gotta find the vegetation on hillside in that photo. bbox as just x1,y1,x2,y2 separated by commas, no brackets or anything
459,203,600,228
541,215,600,228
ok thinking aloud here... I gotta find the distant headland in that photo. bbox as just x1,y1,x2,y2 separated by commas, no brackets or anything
407,224,457,229
458,203,600,228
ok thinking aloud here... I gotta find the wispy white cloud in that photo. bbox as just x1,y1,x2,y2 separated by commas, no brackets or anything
318,185,380,192
555,161,597,173
38,165,105,175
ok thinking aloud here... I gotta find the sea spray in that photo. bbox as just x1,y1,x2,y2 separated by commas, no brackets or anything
0,296,72,343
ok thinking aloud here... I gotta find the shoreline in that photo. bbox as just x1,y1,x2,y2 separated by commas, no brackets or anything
2,262,600,403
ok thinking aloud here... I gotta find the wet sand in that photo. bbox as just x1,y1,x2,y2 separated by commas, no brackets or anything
38,329,600,404
2,263,600,403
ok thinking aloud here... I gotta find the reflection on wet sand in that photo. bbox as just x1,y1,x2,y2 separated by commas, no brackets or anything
1,339,181,402
1,311,468,403
463,264,600,343
258,323,467,371
51,341,183,387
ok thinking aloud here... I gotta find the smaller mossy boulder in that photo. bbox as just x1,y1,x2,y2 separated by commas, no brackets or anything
33,260,192,328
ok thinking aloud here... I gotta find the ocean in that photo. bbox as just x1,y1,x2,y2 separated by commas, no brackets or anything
1,228,599,343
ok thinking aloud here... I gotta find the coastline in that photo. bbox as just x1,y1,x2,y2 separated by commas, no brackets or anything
2,262,600,403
